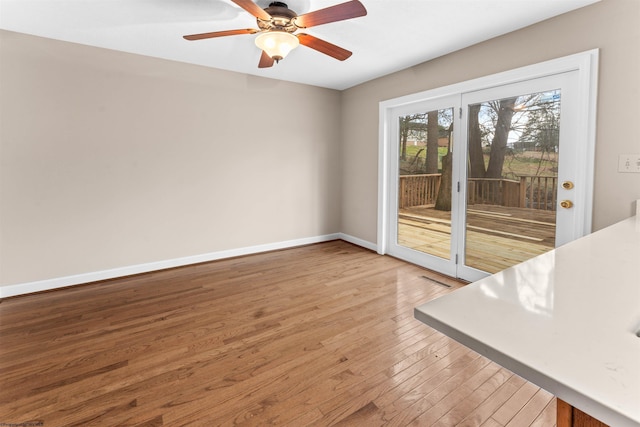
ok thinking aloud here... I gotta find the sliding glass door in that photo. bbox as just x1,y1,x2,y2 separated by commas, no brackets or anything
382,58,594,282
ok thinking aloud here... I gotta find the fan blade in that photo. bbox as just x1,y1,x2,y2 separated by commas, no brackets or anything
297,34,352,61
231,0,272,20
183,28,258,40
258,51,275,68
294,0,366,28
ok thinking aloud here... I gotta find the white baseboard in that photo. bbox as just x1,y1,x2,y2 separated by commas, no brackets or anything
1,233,352,298
338,233,378,252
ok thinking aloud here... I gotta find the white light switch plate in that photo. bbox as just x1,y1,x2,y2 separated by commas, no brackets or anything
618,154,640,173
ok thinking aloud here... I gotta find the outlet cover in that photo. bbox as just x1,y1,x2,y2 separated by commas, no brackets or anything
618,154,640,173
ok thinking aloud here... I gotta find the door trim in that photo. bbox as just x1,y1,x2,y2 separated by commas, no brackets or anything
378,50,599,266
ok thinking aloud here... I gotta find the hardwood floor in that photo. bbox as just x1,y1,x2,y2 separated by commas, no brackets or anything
0,241,556,426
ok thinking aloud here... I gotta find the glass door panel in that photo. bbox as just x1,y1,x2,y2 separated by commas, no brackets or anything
397,108,454,259
464,89,561,274
387,95,459,277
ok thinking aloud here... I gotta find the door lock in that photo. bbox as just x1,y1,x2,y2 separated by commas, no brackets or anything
562,181,574,190
560,200,574,209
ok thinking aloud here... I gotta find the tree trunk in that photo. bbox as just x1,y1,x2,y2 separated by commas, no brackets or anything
425,110,439,173
435,151,452,211
399,116,411,161
486,97,517,178
467,104,485,178
400,135,407,161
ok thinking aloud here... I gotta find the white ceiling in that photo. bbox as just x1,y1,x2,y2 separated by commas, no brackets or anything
0,0,599,90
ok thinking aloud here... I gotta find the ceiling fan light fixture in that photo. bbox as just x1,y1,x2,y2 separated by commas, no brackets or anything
255,31,299,62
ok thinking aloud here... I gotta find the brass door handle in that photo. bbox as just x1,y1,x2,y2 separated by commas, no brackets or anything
562,181,574,190
560,200,573,209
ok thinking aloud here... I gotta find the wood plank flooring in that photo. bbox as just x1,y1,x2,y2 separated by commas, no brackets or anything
0,241,556,426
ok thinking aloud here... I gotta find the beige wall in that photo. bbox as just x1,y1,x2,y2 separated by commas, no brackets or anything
0,31,342,286
2,0,639,290
341,0,640,244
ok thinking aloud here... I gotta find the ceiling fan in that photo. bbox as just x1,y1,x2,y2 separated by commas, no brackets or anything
183,0,367,68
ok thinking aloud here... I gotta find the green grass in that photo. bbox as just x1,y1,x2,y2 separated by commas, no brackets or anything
400,146,557,178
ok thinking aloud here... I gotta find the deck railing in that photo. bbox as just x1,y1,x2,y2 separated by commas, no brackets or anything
467,178,520,207
398,174,441,208
399,174,558,211
518,175,557,211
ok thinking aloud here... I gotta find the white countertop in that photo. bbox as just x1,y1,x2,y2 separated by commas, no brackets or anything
414,216,640,427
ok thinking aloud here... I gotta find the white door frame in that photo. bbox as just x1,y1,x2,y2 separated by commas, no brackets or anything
377,50,599,277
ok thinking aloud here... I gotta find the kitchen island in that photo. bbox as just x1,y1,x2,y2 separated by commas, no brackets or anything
414,215,640,427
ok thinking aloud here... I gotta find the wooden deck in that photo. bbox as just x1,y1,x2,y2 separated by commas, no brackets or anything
399,204,556,273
